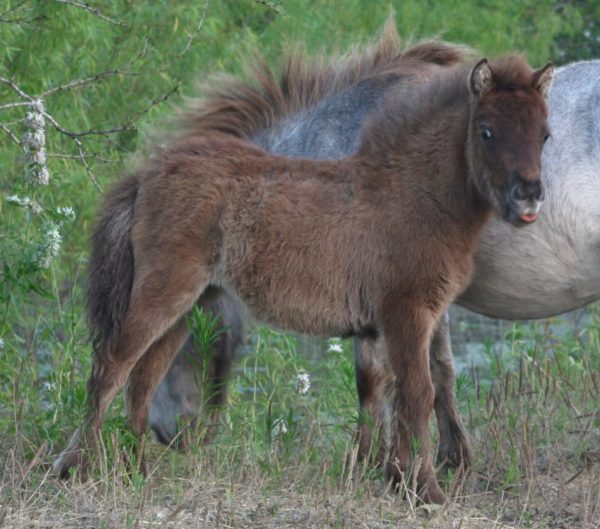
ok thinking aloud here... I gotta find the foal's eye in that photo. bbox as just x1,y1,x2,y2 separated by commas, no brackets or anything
481,127,493,140
543,132,550,143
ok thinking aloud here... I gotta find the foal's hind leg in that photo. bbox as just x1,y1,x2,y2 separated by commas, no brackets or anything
430,313,472,471
54,262,209,478
354,337,393,467
125,318,191,465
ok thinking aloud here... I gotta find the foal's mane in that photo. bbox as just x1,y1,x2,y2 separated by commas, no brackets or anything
178,17,472,141
359,54,541,158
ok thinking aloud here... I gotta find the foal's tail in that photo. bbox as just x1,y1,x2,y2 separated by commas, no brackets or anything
87,174,138,359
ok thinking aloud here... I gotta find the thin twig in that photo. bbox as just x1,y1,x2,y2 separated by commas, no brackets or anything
180,0,209,56
0,123,22,145
131,83,179,120
53,0,125,26
41,69,138,97
75,137,102,191
47,152,117,163
42,84,178,140
41,110,102,189
0,77,34,101
0,101,33,110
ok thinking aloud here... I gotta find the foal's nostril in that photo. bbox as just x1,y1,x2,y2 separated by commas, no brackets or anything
511,178,543,202
511,183,528,201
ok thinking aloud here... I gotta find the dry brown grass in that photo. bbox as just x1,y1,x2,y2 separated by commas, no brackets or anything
1,317,598,529
2,421,598,529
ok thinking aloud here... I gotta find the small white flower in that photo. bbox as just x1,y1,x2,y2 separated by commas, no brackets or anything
31,99,45,114
29,148,47,166
46,224,61,253
35,166,50,186
271,418,288,438
5,194,42,213
294,370,311,395
22,99,49,187
57,206,75,221
0,338,4,350
23,131,45,151
327,337,343,353
42,381,56,392
6,194,27,206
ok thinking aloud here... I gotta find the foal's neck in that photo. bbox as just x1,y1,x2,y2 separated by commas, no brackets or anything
354,79,489,228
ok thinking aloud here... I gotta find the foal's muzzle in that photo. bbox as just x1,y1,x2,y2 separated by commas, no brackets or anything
506,173,544,227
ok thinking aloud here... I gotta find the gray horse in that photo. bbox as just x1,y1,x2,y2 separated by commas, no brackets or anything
149,35,600,469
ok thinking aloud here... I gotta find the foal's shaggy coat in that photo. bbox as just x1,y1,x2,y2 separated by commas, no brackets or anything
150,28,478,462
55,55,552,504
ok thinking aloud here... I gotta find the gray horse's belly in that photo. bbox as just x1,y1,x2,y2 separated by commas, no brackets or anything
458,212,600,320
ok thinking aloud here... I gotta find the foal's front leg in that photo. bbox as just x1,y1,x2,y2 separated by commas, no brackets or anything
381,306,446,504
355,314,472,473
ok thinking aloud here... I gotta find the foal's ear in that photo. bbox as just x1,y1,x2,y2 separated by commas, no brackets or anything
532,62,554,99
469,59,493,98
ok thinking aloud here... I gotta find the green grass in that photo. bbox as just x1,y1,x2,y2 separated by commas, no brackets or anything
1,302,598,527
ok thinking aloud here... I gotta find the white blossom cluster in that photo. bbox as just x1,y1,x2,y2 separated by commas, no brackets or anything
5,195,75,268
327,337,343,353
57,206,75,221
0,337,4,350
37,222,62,269
5,194,42,214
22,99,50,186
294,369,311,395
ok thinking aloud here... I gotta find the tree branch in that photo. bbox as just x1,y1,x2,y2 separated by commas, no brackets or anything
41,69,139,97
53,0,125,27
0,77,34,101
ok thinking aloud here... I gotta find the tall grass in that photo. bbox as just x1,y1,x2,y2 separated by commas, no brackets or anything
1,306,598,527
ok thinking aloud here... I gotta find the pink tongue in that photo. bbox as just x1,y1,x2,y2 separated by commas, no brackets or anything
520,213,537,223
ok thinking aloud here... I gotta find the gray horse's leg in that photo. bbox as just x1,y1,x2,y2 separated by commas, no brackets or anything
430,313,472,471
354,312,472,473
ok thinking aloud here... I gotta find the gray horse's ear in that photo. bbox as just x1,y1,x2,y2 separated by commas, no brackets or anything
533,62,554,99
469,59,493,98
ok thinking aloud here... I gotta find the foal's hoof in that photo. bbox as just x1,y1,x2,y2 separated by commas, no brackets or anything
420,481,448,505
436,434,473,474
53,444,86,479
